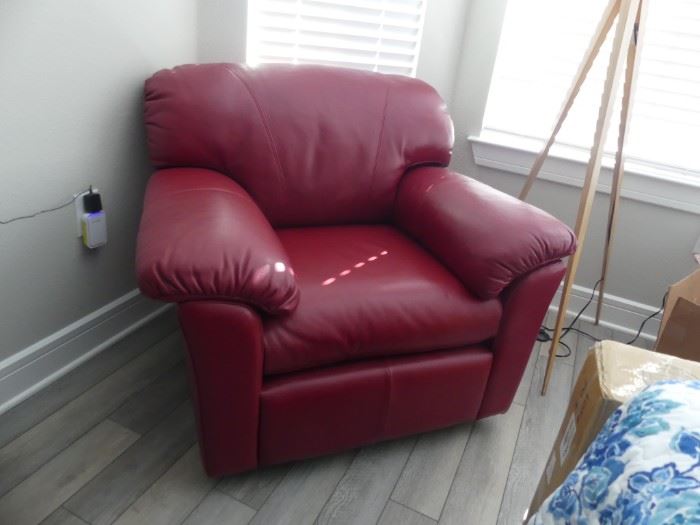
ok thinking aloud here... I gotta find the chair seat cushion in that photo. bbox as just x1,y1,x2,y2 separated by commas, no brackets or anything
262,225,502,375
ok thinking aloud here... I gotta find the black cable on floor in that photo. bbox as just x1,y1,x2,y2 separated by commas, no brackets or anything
625,292,667,345
538,280,602,358
539,280,667,358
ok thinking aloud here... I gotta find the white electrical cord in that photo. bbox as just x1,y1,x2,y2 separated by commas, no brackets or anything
0,188,90,226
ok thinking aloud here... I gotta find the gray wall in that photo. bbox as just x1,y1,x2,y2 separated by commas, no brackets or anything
448,0,699,309
197,0,247,63
415,0,472,105
0,0,197,360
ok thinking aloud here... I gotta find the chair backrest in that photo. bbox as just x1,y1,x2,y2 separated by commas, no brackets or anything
144,63,454,227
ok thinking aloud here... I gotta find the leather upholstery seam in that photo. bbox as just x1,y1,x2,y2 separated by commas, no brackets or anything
490,256,568,299
369,84,391,199
379,361,393,439
391,169,432,246
147,187,262,211
153,294,291,315
177,317,212,467
155,187,244,197
225,66,287,188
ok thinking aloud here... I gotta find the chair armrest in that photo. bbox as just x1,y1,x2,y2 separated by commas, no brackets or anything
393,167,576,299
136,168,299,314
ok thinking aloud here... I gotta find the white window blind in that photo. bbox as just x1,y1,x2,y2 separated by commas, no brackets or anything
246,0,427,76
482,0,700,175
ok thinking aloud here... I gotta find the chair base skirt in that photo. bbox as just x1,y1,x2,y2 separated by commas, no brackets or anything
258,346,492,466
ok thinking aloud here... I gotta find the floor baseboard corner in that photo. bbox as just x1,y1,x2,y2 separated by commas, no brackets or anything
0,291,173,415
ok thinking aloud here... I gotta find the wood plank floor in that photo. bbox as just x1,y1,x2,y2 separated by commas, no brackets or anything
0,311,655,525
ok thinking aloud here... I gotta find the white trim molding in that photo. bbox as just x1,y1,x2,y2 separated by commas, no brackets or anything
550,282,661,343
469,130,700,215
0,290,172,415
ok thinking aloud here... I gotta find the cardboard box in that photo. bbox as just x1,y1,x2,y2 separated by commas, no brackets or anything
524,340,700,523
656,268,700,361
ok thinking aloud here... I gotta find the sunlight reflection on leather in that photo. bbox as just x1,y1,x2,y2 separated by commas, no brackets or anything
320,250,390,286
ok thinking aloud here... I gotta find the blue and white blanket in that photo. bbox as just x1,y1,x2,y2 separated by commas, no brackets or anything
530,380,700,525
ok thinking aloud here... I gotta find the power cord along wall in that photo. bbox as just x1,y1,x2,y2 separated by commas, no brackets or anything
0,188,90,226
539,280,666,357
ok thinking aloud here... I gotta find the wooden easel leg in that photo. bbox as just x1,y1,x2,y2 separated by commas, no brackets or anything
542,0,642,395
519,0,621,201
595,0,648,325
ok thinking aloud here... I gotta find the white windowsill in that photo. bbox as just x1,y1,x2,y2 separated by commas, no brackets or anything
469,130,700,216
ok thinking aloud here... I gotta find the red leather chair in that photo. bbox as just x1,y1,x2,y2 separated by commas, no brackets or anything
136,63,576,477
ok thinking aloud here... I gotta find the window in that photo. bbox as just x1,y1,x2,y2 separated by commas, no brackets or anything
482,0,700,175
246,0,427,76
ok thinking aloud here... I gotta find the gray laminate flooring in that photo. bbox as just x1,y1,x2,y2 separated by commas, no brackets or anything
0,310,654,525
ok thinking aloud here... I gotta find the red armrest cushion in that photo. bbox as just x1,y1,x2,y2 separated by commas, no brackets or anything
393,167,577,299
136,168,299,314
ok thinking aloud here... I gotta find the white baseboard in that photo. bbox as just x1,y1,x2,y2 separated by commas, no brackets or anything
549,283,662,342
0,290,172,415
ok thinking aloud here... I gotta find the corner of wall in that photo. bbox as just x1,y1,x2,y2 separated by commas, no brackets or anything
197,0,248,63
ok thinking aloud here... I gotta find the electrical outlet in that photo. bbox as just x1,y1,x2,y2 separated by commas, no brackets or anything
74,188,100,237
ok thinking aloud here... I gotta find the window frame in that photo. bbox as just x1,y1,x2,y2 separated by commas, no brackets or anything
470,129,700,215
470,0,700,216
